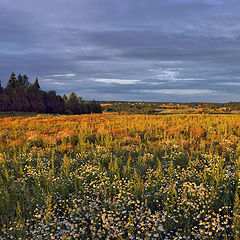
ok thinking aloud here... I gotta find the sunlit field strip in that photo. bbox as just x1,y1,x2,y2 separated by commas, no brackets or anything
0,113,240,239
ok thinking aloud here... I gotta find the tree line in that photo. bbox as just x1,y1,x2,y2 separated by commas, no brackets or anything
103,102,155,114
0,73,102,114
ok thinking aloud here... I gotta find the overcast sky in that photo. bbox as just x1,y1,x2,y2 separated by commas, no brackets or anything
1,0,240,102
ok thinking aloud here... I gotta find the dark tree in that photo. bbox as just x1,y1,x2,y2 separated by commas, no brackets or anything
0,81,3,94
0,73,102,114
7,72,16,88
66,92,79,114
33,78,40,90
27,80,45,113
63,94,68,104
14,74,30,111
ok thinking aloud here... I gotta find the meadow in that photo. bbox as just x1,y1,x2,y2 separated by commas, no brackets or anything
0,113,240,239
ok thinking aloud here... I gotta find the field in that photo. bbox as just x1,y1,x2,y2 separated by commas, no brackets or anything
0,113,240,239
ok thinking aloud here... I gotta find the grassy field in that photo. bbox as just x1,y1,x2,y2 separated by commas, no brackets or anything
0,113,240,239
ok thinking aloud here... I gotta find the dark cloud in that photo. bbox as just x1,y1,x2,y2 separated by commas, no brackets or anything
1,0,240,102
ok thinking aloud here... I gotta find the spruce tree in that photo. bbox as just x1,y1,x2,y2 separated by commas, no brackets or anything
63,94,68,103
0,80,3,94
7,72,16,88
23,75,30,89
33,78,40,90
69,92,77,101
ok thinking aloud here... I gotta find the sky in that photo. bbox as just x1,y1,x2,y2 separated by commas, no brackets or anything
1,0,240,102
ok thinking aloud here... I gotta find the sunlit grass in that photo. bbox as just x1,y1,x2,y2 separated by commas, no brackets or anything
0,113,239,239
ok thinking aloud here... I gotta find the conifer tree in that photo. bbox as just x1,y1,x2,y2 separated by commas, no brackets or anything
7,72,16,88
23,75,30,89
69,92,77,101
33,78,40,90
63,94,68,103
15,74,31,111
0,80,2,94
0,73,102,114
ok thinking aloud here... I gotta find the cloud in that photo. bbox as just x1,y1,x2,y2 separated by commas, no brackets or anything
140,89,214,95
49,81,71,85
1,0,240,101
48,74,76,78
95,79,140,84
